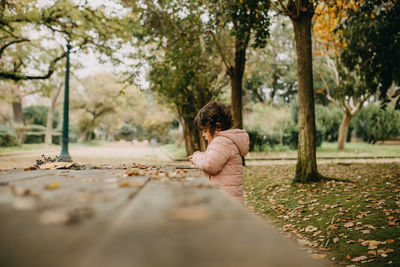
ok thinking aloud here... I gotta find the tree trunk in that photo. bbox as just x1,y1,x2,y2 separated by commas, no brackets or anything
199,130,206,152
291,11,319,183
337,112,353,150
230,36,247,129
12,100,23,125
45,85,62,145
45,109,54,145
182,118,195,156
80,119,96,142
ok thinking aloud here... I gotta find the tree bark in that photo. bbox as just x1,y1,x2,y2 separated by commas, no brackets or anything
291,10,319,183
337,112,352,150
182,118,195,156
230,36,247,130
45,84,62,145
12,100,23,125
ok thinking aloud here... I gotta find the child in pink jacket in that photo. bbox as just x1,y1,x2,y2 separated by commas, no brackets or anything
189,101,250,204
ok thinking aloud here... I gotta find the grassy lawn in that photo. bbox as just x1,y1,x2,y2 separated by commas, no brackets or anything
0,141,105,154
0,143,58,154
249,142,400,158
244,162,400,266
161,144,187,158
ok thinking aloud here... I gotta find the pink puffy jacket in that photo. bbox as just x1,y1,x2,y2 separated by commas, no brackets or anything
191,129,250,204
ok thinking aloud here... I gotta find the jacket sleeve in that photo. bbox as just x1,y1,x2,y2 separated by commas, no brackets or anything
191,136,232,175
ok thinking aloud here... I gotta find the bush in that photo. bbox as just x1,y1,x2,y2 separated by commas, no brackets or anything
23,105,60,128
23,125,46,144
315,104,344,142
55,123,79,143
116,124,135,141
0,126,18,147
354,103,400,143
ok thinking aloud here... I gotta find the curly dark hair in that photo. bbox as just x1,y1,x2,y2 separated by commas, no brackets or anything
194,101,233,136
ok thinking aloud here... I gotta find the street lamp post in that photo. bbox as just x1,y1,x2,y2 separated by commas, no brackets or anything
59,19,73,162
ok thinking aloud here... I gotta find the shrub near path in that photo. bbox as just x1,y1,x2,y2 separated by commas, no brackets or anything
244,163,400,266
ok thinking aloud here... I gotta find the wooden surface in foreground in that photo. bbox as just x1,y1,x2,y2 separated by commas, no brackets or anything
0,163,323,267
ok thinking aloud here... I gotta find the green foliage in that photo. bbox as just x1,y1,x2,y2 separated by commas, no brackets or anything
1,0,131,81
283,121,324,149
209,0,271,49
136,0,223,152
23,105,60,128
72,73,125,141
340,0,400,108
22,124,46,144
247,128,279,151
116,124,135,141
244,16,297,104
353,103,400,143
315,104,344,142
0,126,18,147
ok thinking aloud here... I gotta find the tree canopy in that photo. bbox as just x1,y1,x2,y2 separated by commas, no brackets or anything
339,0,400,108
0,0,130,81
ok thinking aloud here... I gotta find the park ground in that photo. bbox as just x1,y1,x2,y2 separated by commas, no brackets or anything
1,141,399,266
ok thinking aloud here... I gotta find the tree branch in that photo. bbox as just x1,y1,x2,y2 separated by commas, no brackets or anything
317,70,341,107
277,0,296,17
0,50,67,81
211,32,233,76
0,38,30,58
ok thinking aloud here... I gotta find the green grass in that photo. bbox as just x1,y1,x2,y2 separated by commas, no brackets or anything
244,163,400,266
0,143,58,154
250,141,400,158
161,144,187,158
317,142,400,157
0,140,106,154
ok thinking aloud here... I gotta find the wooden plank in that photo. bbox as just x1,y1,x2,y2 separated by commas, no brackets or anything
82,178,323,267
0,169,150,267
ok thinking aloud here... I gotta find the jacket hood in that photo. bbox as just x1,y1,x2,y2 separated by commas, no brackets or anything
216,129,249,156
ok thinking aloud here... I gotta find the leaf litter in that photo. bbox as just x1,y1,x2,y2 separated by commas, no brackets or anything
244,162,400,266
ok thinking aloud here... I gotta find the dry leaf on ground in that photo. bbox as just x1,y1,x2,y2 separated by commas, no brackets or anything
311,254,326,260
45,182,60,190
351,255,368,262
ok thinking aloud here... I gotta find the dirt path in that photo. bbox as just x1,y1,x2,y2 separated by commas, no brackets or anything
0,141,172,170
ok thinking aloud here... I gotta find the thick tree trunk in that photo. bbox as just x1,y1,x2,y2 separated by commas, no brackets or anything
182,119,195,156
230,37,247,129
291,11,319,183
45,85,62,145
12,100,23,125
337,112,352,150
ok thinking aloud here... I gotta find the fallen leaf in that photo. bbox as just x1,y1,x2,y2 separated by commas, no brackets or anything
368,240,381,247
344,222,354,228
305,225,318,232
351,256,367,262
39,162,77,170
380,254,388,257
333,237,339,243
361,230,370,234
168,207,209,221
384,248,394,254
387,239,395,244
297,239,310,246
346,254,351,259
45,182,60,190
311,254,326,260
119,182,130,187
368,250,376,255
